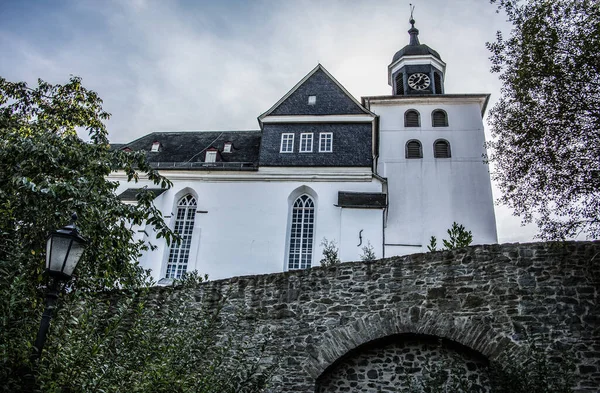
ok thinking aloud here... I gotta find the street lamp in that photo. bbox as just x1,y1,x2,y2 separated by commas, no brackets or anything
31,213,87,360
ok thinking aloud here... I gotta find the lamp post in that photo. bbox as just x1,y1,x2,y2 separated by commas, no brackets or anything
31,213,87,360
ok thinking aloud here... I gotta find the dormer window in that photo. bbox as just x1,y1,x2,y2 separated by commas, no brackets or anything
205,150,217,163
223,142,232,153
151,141,160,152
308,95,317,105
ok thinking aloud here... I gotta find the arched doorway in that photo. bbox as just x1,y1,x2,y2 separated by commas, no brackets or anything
315,333,490,392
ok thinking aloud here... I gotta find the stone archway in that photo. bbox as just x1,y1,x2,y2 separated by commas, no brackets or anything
315,333,491,392
304,308,519,380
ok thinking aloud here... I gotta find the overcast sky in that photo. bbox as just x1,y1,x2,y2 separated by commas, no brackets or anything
0,0,539,243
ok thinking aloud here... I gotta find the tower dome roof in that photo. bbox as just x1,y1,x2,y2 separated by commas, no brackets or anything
391,18,442,63
392,44,441,62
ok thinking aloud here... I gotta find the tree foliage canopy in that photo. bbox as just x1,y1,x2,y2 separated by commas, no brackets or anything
0,76,175,291
486,0,600,239
0,77,273,392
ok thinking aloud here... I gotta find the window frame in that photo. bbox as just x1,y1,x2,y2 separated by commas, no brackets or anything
319,132,333,153
165,194,197,279
405,139,423,159
287,194,315,270
434,72,443,94
432,109,449,127
395,72,404,95
205,150,217,163
299,133,314,153
280,133,295,153
433,139,451,158
404,109,421,127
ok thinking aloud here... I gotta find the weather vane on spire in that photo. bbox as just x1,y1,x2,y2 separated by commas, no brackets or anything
409,3,416,26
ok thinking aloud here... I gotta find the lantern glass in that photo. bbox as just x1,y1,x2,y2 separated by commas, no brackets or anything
45,232,86,279
63,239,85,277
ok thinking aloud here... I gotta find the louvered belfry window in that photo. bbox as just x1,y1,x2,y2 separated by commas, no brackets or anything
434,140,451,158
288,195,315,270
432,109,448,127
404,110,420,127
395,73,404,95
166,194,197,279
406,140,423,159
434,73,443,94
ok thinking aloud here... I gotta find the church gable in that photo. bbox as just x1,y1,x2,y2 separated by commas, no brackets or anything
262,65,369,117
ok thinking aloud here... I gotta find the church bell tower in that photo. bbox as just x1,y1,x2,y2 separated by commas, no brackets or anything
388,18,446,95
362,14,498,258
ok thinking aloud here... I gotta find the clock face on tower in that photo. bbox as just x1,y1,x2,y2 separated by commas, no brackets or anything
408,73,431,91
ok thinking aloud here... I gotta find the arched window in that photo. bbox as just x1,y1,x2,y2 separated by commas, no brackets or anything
404,110,420,127
288,194,315,270
165,194,197,278
432,109,448,127
406,140,423,159
434,139,451,158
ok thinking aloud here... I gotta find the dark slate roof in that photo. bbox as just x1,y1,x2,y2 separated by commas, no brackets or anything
109,143,126,151
392,44,441,63
116,131,262,170
337,192,387,209
118,188,167,202
260,64,372,118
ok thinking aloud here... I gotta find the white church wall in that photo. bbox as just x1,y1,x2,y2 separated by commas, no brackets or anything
339,208,383,262
372,99,497,257
113,173,384,281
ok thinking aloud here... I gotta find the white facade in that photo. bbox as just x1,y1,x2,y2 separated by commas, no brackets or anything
114,168,384,280
366,96,498,257
112,23,498,282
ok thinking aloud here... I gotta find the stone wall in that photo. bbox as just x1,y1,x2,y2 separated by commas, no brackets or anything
315,334,491,392
149,241,600,392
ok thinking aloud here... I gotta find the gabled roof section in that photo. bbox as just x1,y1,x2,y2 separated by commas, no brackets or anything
259,64,374,122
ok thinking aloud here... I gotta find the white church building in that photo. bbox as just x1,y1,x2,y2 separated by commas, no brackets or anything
111,19,497,281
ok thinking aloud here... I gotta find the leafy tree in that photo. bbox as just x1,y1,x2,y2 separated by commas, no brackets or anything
442,222,474,250
36,273,277,393
486,0,600,240
0,75,173,390
359,241,376,262
0,77,274,392
0,76,174,293
427,223,473,252
427,236,438,252
319,238,340,267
